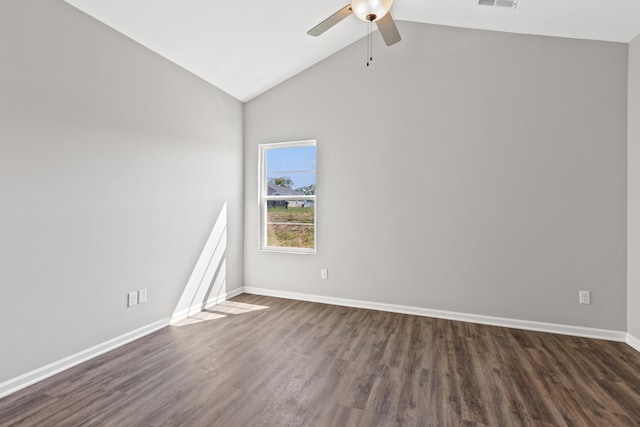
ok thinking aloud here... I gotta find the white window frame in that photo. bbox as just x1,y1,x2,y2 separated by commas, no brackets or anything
259,140,317,254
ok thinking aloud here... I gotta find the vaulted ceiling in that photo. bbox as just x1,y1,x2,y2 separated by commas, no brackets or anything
65,0,640,102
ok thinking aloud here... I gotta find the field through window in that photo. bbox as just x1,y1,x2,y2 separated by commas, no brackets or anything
260,140,316,253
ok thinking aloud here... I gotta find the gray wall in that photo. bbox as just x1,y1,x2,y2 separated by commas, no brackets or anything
244,21,628,331
629,34,640,340
0,0,243,382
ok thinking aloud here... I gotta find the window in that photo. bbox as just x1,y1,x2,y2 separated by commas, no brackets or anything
259,140,316,253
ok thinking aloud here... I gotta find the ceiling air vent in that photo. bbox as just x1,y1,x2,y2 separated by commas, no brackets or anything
477,0,518,8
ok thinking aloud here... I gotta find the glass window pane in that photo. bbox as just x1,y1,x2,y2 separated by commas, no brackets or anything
267,202,315,224
266,146,316,174
267,224,315,249
265,145,316,196
265,172,316,196
260,140,316,253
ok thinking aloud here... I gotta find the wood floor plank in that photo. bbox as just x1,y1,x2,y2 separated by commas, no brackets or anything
1,294,639,426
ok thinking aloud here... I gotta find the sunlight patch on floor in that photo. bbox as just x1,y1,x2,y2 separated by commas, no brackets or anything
174,311,227,326
208,301,270,315
173,300,269,327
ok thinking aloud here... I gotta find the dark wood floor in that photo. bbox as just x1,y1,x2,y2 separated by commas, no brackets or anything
1,294,640,426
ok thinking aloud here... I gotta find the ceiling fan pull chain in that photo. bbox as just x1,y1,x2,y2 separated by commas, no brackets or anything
366,19,373,66
366,20,370,66
369,19,373,64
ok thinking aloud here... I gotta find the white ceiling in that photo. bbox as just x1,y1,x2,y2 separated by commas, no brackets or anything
65,0,640,102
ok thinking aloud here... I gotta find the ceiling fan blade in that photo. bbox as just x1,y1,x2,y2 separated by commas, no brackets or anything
307,4,353,37
376,12,401,46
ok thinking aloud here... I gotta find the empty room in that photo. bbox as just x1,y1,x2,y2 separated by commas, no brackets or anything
1,0,640,425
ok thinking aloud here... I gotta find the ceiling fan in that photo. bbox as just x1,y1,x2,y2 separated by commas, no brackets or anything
307,0,402,47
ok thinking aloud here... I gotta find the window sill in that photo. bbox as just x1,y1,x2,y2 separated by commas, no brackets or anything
260,247,316,255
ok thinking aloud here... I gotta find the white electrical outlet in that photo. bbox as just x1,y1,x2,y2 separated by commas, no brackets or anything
321,268,328,279
138,289,148,304
579,291,591,305
128,291,138,307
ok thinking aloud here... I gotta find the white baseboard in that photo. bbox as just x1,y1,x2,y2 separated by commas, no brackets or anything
0,317,170,400
243,287,628,343
170,287,244,325
627,333,640,352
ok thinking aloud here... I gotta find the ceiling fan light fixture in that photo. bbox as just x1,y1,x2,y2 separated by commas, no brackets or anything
351,0,393,22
